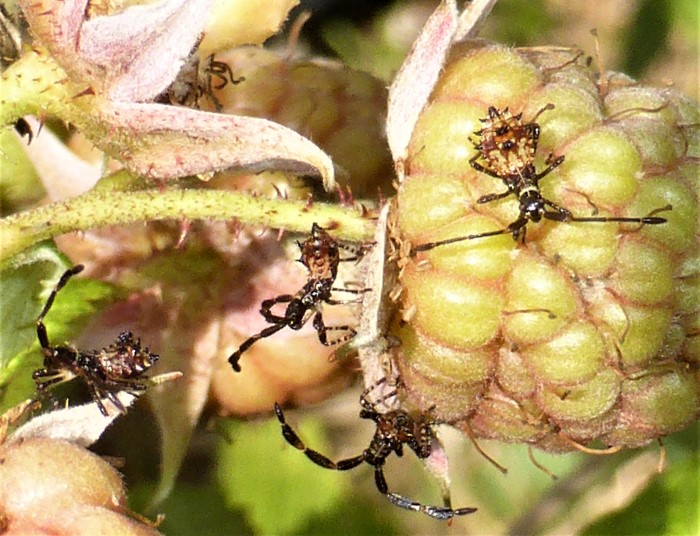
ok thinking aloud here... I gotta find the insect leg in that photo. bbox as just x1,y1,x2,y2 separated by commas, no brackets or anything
84,382,111,417
312,312,356,346
375,466,477,520
259,295,294,323
412,224,518,253
273,402,364,470
532,154,565,183
227,322,287,372
32,367,72,388
469,154,507,180
568,212,669,225
477,189,513,204
36,265,84,349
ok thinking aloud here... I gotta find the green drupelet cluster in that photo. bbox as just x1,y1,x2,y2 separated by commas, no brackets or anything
393,40,699,452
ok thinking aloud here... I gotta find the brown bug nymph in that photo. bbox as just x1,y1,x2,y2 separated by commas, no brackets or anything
274,379,477,520
414,105,670,251
228,223,368,372
33,265,159,416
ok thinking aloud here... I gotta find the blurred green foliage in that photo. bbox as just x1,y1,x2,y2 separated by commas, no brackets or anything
621,0,672,78
582,435,699,535
488,0,555,44
125,411,403,535
0,243,116,412
215,416,347,534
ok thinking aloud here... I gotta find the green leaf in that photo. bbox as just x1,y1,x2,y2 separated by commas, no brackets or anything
0,242,68,367
129,455,399,536
130,481,250,536
0,242,116,411
215,414,348,535
621,0,672,77
142,249,228,510
671,0,700,40
581,434,699,536
488,0,554,45
663,454,700,535
300,493,401,536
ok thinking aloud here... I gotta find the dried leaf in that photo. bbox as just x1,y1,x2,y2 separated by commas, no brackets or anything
215,417,347,534
78,0,213,101
386,0,458,178
354,203,399,391
7,393,136,447
19,0,211,101
455,0,498,41
95,102,335,189
148,315,222,508
0,400,35,444
349,203,465,508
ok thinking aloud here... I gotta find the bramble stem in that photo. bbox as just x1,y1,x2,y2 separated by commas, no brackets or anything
0,171,375,263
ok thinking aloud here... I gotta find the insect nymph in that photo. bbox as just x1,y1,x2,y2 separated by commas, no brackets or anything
274,379,477,520
168,52,244,111
33,265,160,416
414,106,669,252
228,223,367,372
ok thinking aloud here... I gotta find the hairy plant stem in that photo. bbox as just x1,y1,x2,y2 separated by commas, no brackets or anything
0,171,375,264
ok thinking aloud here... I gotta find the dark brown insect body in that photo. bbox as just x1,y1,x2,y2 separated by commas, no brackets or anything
33,265,159,416
169,53,244,111
228,223,367,372
414,106,669,252
274,379,477,520
13,117,33,144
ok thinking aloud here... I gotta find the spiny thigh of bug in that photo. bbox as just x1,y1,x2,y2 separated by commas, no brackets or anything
89,384,123,416
361,376,409,410
32,365,76,390
260,294,295,322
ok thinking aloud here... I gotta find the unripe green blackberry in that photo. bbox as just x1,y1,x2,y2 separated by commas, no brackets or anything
0,437,160,534
208,47,393,197
393,40,699,452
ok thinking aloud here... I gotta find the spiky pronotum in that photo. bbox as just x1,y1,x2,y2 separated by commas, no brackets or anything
392,40,699,452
